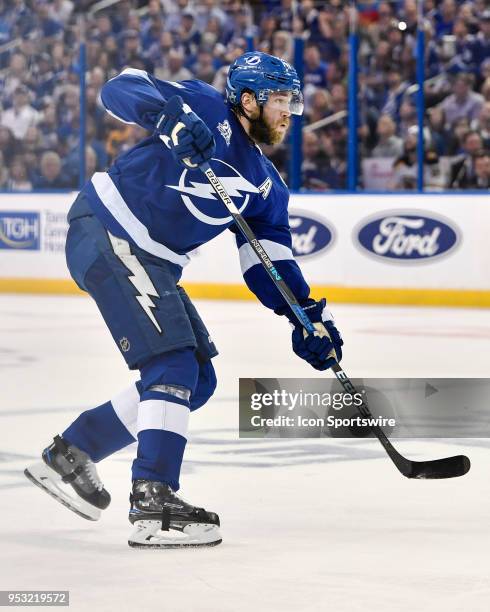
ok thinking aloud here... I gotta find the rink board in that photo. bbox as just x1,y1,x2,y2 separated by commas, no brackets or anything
0,192,489,306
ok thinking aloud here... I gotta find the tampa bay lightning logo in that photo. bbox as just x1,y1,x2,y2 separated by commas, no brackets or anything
166,159,260,226
244,55,261,66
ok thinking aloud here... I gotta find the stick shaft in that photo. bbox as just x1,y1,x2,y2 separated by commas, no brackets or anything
202,164,315,334
200,163,469,479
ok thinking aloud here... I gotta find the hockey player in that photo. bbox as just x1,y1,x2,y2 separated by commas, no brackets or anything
25,52,343,548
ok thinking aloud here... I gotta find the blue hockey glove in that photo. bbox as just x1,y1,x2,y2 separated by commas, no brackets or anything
279,299,343,371
155,95,215,168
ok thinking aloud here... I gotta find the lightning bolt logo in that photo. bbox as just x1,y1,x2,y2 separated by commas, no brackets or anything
108,232,162,333
165,159,261,226
166,176,260,200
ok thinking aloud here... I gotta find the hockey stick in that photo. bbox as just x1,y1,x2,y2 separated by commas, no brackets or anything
200,162,470,479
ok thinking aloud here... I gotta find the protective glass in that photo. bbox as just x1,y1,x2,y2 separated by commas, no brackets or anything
265,90,304,116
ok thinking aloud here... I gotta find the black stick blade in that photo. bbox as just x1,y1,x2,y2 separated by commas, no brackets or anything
404,455,471,479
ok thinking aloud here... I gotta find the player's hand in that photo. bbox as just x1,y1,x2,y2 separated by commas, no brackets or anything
287,299,343,371
155,95,215,169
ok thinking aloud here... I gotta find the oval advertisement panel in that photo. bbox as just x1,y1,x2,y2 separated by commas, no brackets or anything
355,212,460,263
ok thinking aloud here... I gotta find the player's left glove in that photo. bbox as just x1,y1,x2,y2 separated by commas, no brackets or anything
278,298,343,371
155,95,215,169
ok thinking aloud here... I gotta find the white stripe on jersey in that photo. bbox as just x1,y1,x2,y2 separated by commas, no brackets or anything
105,108,137,125
238,239,295,274
91,172,190,267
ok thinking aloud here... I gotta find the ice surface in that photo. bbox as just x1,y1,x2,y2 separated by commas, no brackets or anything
1,295,489,612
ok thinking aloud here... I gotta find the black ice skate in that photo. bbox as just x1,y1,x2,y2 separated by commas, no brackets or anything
128,480,221,548
24,435,110,521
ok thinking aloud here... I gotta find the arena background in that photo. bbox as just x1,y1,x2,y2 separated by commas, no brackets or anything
1,4,490,611
0,0,489,305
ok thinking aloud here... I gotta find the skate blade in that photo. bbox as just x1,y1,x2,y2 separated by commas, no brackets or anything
24,462,101,522
128,520,222,549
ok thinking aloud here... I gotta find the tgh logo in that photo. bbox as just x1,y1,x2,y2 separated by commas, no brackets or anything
289,211,334,259
0,212,40,250
356,212,460,262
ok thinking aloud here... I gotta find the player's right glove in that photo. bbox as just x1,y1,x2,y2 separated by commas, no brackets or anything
277,299,343,371
155,95,215,168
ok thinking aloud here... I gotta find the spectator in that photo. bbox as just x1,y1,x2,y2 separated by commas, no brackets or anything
371,114,404,158
193,50,216,85
118,29,153,72
48,0,74,24
0,151,8,188
147,31,176,67
119,125,149,155
427,106,450,155
85,85,106,138
195,0,228,33
401,0,419,38
2,52,28,101
155,48,193,82
482,77,490,102
444,116,471,155
212,38,247,93
7,156,32,191
473,101,490,149
303,43,329,90
30,53,58,105
257,14,279,49
105,115,133,161
85,145,98,180
458,2,478,34
301,130,340,190
202,16,223,52
33,1,64,40
310,5,345,62
268,0,294,32
465,9,490,78
175,10,202,58
92,13,116,45
398,101,417,138
391,127,440,190
0,126,17,166
433,0,458,39
271,30,293,63
376,1,395,28
0,0,488,192
470,150,490,188
452,17,470,59
227,6,257,41
319,129,346,187
0,86,40,140
329,83,347,114
34,151,70,189
381,66,410,121
20,126,43,160
439,73,484,126
480,58,490,85
306,89,331,125
449,130,484,187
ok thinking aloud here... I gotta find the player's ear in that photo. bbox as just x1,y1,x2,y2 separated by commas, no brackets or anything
240,91,257,113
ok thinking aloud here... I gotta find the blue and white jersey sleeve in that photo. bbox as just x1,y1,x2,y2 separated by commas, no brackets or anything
100,68,224,131
232,214,310,312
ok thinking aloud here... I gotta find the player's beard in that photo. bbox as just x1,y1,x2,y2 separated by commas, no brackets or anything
248,108,288,145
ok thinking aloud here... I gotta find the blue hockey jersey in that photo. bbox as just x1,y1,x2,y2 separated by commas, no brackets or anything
81,67,310,311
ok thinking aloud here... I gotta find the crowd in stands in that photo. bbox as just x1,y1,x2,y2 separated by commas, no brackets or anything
0,0,488,192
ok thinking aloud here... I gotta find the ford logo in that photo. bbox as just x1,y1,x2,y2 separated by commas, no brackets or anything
355,212,460,262
289,210,334,259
